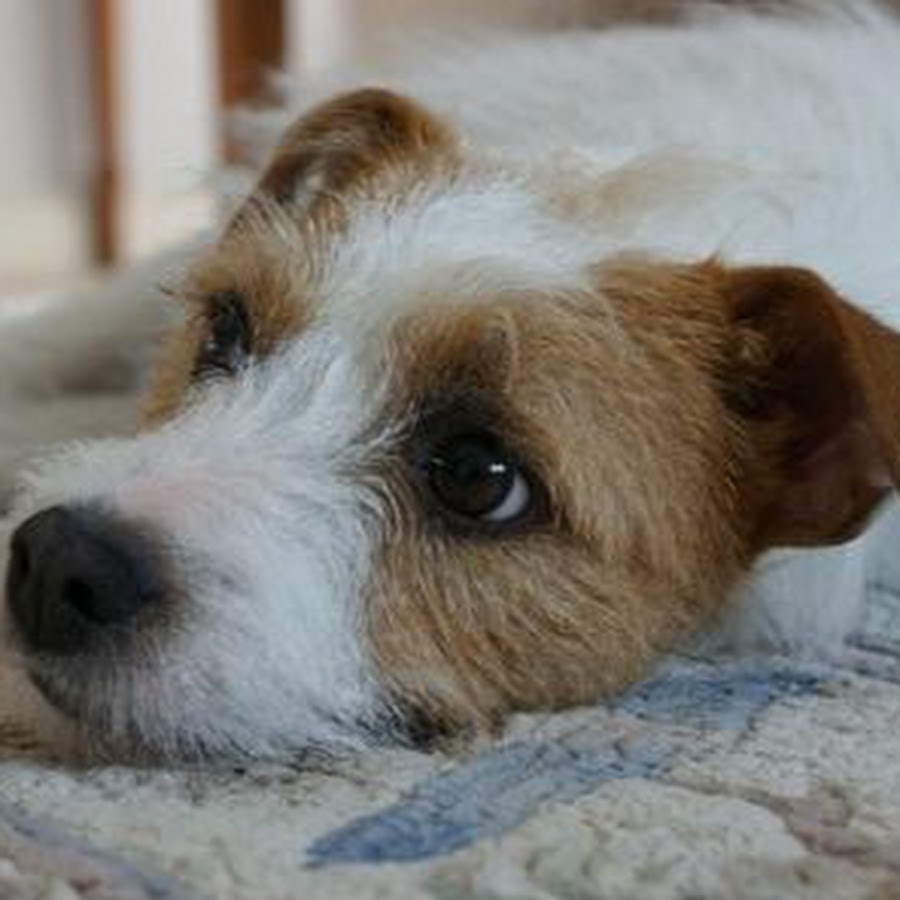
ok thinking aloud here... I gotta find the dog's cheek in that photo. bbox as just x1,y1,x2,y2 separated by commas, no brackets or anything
366,534,703,734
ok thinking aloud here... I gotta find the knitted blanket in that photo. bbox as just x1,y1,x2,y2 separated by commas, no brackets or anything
1,642,899,899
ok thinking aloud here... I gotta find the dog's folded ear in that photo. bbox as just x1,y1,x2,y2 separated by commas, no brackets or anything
722,265,900,549
249,88,458,211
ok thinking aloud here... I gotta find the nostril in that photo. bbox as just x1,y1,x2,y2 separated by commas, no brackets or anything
8,537,30,588
6,504,168,653
61,577,99,623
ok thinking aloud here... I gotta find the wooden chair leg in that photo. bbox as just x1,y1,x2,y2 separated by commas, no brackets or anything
87,0,118,267
216,0,286,162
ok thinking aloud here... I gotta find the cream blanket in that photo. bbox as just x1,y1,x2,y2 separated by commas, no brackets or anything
1,642,899,899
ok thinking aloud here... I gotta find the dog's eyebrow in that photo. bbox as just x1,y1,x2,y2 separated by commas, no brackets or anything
155,281,182,302
412,388,509,442
180,285,243,309
177,288,217,309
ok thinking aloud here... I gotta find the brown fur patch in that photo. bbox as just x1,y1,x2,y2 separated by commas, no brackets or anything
720,266,900,548
142,89,459,423
367,261,750,731
257,88,459,209
366,259,900,732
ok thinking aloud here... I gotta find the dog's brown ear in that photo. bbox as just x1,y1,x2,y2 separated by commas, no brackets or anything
250,88,458,210
723,266,900,549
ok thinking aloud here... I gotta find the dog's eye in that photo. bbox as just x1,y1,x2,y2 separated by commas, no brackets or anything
425,431,534,525
194,291,251,378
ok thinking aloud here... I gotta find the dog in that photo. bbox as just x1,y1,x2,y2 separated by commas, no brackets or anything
2,1,900,762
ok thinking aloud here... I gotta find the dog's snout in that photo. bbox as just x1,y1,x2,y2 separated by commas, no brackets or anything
6,505,165,654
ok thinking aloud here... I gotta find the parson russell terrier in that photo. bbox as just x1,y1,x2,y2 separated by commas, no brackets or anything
2,1,900,761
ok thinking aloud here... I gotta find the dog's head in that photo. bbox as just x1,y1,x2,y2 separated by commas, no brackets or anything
5,90,900,760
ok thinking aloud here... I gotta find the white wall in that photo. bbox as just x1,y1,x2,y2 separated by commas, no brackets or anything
0,0,219,285
116,0,219,259
286,0,354,73
0,0,93,283
0,0,92,191
117,0,217,194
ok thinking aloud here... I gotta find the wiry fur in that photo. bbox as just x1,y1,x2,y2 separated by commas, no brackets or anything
2,2,900,760
5,332,393,759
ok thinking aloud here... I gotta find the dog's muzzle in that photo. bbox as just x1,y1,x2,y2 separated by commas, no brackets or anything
5,505,167,655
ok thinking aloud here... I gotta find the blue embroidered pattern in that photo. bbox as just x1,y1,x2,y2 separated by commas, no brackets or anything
308,661,826,866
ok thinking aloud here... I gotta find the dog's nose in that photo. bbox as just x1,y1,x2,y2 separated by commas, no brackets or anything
6,505,164,654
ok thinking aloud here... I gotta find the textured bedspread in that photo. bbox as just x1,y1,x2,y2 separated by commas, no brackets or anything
0,642,898,899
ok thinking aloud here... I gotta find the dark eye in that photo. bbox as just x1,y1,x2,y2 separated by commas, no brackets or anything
194,291,251,378
424,431,535,526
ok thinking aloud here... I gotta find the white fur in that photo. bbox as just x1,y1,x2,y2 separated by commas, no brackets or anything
4,330,391,758
319,183,600,324
3,2,900,755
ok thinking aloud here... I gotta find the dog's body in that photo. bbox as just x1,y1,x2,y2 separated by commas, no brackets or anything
2,1,900,761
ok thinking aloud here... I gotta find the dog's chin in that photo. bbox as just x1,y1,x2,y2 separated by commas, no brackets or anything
20,656,409,767
21,663,180,764
19,660,228,764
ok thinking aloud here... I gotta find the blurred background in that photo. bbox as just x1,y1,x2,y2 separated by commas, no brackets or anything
2,0,708,300
1,0,789,300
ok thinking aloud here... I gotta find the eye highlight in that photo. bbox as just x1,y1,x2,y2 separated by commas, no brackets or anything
422,430,542,530
194,291,252,379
